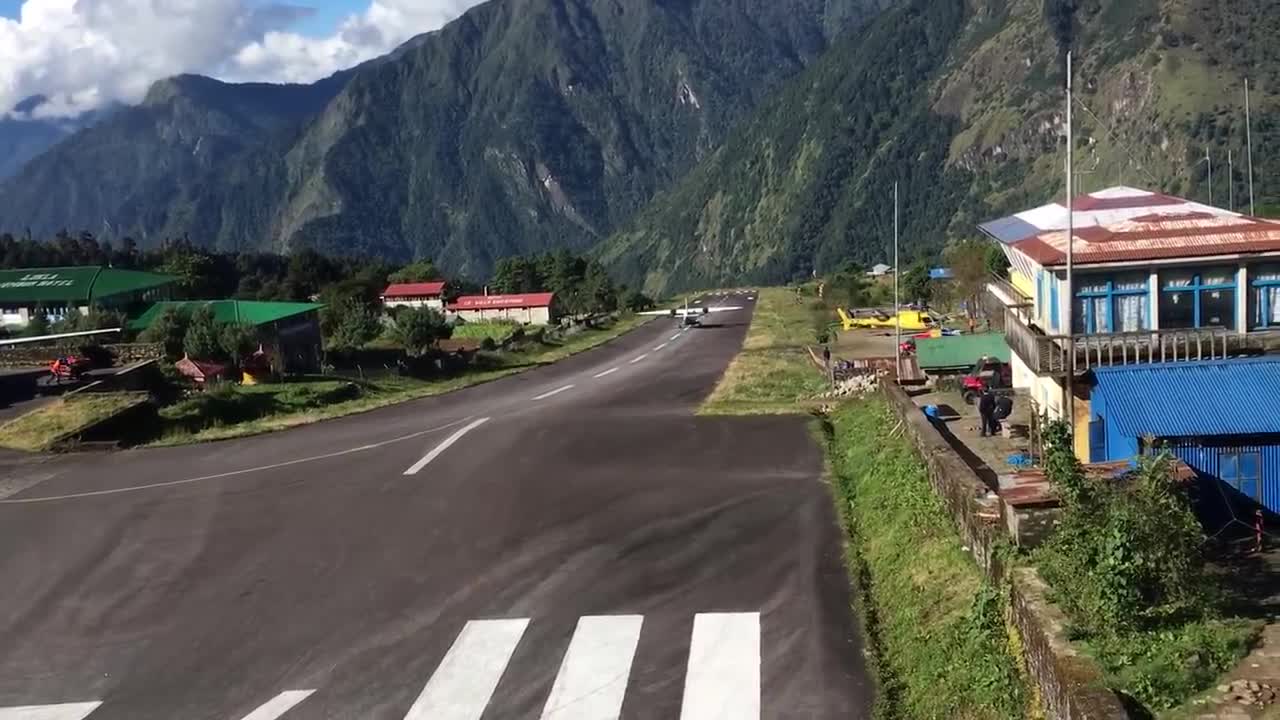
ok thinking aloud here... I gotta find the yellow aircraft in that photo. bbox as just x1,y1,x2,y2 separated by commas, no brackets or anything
837,307,937,332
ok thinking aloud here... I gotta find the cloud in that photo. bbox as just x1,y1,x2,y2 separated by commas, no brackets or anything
0,0,484,118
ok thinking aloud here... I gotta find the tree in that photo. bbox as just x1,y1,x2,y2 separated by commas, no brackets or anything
140,306,191,360
900,262,933,305
183,305,224,360
388,260,441,284
391,306,452,356
159,251,217,299
326,299,381,353
622,289,654,312
985,243,1010,279
944,239,991,320
219,323,259,368
23,307,51,337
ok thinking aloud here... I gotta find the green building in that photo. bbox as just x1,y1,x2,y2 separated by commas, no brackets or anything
0,266,176,329
130,300,325,372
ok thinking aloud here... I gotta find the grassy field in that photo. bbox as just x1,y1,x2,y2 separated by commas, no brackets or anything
0,393,150,451
151,313,649,445
827,398,1030,719
450,321,520,342
700,286,829,414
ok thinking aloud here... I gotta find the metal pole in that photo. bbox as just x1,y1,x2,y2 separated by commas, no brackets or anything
1207,147,1213,206
894,182,901,382
1229,149,1234,212
1065,51,1076,427
1247,78,1256,216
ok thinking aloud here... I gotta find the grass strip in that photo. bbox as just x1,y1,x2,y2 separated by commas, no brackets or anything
0,393,149,451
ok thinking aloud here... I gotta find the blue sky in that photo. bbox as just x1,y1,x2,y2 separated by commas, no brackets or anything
0,0,363,36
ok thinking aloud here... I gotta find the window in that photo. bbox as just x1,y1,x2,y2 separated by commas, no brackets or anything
1160,268,1236,330
1073,273,1149,334
1220,450,1262,500
1250,265,1280,330
1049,276,1059,331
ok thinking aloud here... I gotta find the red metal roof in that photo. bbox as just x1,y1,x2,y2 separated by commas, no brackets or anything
1012,214,1280,266
1072,192,1183,211
383,282,446,298
448,293,555,310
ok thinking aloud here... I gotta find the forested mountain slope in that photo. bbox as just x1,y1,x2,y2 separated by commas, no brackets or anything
599,0,1280,294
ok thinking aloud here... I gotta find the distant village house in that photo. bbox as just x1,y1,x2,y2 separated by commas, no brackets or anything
381,281,447,311
447,293,557,325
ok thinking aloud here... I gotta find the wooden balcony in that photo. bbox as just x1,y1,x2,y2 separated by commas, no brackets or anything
983,285,1277,377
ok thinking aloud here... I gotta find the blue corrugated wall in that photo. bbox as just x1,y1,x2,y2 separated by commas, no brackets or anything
1163,439,1280,515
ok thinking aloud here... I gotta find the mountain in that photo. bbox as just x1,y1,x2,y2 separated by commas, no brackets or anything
0,0,888,278
0,98,116,180
598,0,1280,294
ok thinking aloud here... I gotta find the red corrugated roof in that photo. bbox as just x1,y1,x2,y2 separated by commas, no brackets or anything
383,282,446,297
448,293,555,310
1013,214,1280,266
1072,192,1183,211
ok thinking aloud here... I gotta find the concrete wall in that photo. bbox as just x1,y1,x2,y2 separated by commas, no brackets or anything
879,382,1129,720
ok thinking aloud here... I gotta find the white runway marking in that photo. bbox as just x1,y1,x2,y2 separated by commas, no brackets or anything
239,691,315,720
654,343,668,351
628,354,648,365
670,334,680,341
593,368,619,379
0,417,479,505
0,703,102,720
541,615,643,720
679,612,760,720
403,417,491,475
405,618,529,720
533,384,575,401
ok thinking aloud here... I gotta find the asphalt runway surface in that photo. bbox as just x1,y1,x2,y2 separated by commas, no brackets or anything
0,293,873,719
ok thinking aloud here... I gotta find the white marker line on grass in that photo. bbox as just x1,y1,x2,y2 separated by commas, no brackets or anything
533,384,575,401
628,354,648,365
404,417,491,475
1,417,478,505
239,691,316,720
594,368,619,379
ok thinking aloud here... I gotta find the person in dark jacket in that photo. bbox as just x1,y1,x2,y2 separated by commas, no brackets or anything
978,388,998,437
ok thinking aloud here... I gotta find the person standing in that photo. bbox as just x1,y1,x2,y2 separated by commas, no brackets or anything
978,387,997,437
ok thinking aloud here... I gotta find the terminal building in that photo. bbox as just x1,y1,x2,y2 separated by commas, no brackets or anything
447,293,557,325
0,266,176,328
381,281,447,311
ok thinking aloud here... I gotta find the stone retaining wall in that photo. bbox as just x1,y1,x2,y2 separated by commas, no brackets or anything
0,343,162,368
878,381,1129,720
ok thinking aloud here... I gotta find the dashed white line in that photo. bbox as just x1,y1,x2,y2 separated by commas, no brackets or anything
670,334,681,341
240,691,315,720
403,417,491,475
628,354,649,365
593,367,619,379
680,612,761,720
1,416,479,505
532,384,575,401
406,619,530,720
655,342,669,351
540,615,644,720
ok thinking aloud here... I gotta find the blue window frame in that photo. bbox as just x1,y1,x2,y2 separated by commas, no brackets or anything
1221,450,1262,500
1074,275,1149,334
1251,268,1280,329
1049,276,1059,331
1160,269,1237,330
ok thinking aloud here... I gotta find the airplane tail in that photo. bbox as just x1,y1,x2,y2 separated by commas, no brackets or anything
836,308,854,330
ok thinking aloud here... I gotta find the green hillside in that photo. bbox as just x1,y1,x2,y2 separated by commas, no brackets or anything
599,0,1280,295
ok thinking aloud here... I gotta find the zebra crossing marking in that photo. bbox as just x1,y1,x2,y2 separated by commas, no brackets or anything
0,703,102,720
680,612,760,720
239,690,315,720
403,618,529,720
540,615,643,720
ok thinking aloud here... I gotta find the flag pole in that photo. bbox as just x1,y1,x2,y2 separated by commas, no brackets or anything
894,181,901,382
1065,51,1076,428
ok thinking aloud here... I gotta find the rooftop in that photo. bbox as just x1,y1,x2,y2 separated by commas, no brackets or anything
383,281,446,298
129,300,324,330
0,266,177,304
1012,212,1280,267
448,293,555,310
1089,357,1280,438
979,186,1240,245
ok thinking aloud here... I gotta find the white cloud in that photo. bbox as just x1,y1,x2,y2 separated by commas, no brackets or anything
0,0,484,119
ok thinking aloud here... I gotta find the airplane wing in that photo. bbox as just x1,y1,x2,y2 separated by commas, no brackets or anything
0,327,124,347
638,306,743,317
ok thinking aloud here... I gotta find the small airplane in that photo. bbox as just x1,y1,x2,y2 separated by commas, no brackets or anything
836,307,941,332
639,298,743,327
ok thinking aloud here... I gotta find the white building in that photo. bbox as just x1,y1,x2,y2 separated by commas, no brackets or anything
381,282,446,310
447,293,557,325
867,263,893,276
980,186,1280,455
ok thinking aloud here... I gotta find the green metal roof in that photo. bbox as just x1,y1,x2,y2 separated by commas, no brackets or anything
915,332,1011,370
0,266,176,304
129,300,324,330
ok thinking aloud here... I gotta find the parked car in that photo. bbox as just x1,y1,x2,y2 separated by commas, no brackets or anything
961,356,1012,405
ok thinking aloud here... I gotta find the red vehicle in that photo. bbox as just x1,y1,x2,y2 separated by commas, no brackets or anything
961,356,1012,405
49,354,92,382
